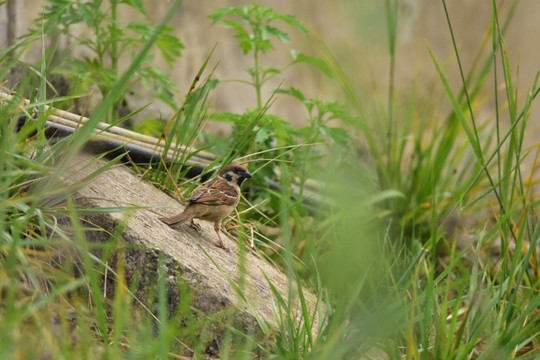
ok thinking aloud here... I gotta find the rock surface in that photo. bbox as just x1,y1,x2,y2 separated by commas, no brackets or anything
67,151,320,356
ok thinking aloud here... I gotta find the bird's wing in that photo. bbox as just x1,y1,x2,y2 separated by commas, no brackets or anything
190,178,238,206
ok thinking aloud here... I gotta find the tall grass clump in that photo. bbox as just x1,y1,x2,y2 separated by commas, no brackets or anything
305,0,540,358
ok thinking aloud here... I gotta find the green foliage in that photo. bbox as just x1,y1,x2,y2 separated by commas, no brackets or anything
30,0,185,121
208,4,307,52
4,0,540,359
209,4,330,108
207,5,356,261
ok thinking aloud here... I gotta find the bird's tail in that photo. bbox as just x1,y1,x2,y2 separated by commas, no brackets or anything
159,210,190,226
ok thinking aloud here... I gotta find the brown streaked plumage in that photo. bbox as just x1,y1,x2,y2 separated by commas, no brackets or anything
159,164,252,250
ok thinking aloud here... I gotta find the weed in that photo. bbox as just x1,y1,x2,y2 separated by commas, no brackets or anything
27,0,185,122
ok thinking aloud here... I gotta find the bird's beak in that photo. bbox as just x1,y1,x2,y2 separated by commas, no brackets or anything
244,171,252,179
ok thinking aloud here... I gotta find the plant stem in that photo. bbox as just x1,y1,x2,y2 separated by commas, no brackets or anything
110,0,120,123
253,25,262,108
384,0,398,185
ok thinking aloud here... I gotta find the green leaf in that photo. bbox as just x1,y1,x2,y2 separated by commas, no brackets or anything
277,87,307,102
270,13,308,35
291,51,332,77
120,0,147,16
127,20,152,38
255,124,273,143
223,19,252,54
265,25,291,43
156,26,185,65
210,112,246,124
80,2,102,27
258,39,275,54
208,6,240,26
262,67,281,76
320,125,351,147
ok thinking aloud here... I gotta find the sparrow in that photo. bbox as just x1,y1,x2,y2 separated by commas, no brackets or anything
159,164,252,250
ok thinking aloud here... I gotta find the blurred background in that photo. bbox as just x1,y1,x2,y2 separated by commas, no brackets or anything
2,0,539,136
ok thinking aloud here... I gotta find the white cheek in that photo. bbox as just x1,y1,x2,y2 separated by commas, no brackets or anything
225,175,240,189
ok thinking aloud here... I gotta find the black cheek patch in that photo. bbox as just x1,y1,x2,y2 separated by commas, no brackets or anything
224,173,233,181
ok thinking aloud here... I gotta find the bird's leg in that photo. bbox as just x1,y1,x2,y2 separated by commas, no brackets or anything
213,222,230,251
188,218,201,231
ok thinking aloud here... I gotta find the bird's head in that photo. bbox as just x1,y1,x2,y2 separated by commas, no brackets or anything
218,164,252,186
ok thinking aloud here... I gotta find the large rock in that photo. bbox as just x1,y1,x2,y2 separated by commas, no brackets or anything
67,151,320,356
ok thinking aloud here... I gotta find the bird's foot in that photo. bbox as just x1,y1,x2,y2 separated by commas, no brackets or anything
188,220,201,232
214,242,230,252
